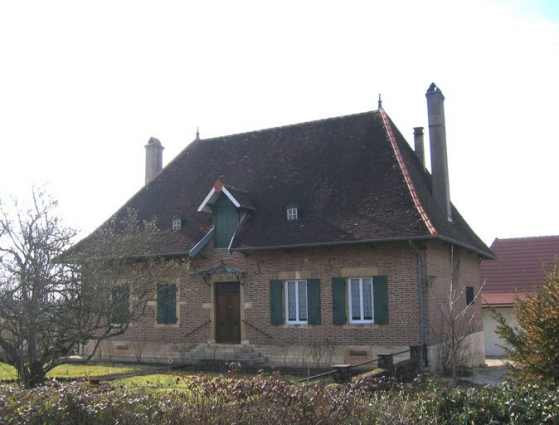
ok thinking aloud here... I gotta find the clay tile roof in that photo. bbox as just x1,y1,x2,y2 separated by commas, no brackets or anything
86,109,493,258
480,236,559,306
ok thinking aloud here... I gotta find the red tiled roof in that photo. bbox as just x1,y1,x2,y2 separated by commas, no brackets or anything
480,236,559,306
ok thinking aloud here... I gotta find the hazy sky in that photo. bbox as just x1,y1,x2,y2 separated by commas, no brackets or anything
1,0,558,246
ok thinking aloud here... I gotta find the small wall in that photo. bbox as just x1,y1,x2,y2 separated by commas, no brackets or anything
83,340,195,363
426,330,485,373
483,306,515,357
254,344,409,369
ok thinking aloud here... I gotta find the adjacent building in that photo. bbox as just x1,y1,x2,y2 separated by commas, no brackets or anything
481,235,559,357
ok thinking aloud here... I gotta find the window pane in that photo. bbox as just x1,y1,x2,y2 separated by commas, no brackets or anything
350,279,360,320
363,278,373,320
298,282,308,321
287,281,297,321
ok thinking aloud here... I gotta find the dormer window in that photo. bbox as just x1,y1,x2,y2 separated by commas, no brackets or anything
196,180,255,250
287,206,298,221
172,215,183,232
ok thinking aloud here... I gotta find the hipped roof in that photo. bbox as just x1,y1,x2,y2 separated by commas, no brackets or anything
90,109,493,258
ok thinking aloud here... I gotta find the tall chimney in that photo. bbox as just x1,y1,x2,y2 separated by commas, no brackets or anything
413,127,425,167
426,83,451,220
145,137,164,185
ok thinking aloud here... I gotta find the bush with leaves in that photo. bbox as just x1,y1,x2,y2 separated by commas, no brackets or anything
494,265,559,385
2,374,559,424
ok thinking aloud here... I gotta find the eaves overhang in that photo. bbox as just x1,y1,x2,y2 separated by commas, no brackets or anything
229,235,496,260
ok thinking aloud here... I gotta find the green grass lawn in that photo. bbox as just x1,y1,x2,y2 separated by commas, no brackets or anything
0,362,137,381
0,362,17,380
119,373,187,390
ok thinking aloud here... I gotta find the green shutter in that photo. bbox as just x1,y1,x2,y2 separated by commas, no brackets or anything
373,276,389,324
213,195,239,248
307,279,321,325
270,279,283,325
332,277,347,325
112,285,130,323
158,284,177,324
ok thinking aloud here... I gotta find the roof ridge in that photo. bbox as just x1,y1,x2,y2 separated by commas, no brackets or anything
197,110,377,143
495,235,559,242
379,108,437,236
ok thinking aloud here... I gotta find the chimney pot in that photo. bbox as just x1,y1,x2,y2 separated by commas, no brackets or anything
426,83,452,220
145,137,164,185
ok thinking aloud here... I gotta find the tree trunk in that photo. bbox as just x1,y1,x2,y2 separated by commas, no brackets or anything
21,361,47,388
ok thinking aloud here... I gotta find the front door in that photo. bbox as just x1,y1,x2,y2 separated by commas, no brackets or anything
215,282,241,343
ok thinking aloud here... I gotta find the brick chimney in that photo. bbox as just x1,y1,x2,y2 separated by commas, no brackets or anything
145,137,164,185
426,83,451,220
413,127,425,167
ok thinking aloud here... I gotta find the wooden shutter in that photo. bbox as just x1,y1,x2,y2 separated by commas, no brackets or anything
466,286,474,305
307,279,321,325
269,279,283,325
373,276,389,324
112,285,130,323
158,284,177,324
213,195,239,248
332,277,347,325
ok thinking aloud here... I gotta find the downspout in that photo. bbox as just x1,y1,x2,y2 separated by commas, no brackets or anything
408,240,426,369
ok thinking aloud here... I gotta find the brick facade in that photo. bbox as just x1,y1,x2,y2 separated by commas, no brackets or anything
85,239,485,370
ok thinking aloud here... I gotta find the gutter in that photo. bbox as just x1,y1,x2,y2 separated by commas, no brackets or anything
408,240,426,369
230,235,494,259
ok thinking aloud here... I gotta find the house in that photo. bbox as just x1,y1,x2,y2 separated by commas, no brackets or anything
480,236,559,357
84,84,493,371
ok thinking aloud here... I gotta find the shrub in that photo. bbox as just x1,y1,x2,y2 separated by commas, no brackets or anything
1,374,559,424
495,265,559,385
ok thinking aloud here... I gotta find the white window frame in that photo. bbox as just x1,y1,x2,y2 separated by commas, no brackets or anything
287,208,298,221
348,277,374,324
284,280,308,325
172,218,182,232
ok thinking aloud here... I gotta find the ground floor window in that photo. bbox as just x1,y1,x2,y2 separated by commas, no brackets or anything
332,275,388,325
285,280,308,324
157,283,177,324
348,277,374,323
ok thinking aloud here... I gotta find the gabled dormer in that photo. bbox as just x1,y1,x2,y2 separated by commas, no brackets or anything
197,180,255,249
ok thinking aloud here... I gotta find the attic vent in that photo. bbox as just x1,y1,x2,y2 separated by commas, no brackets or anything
172,216,182,232
287,207,298,221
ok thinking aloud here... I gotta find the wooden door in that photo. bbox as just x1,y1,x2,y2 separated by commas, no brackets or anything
215,282,241,343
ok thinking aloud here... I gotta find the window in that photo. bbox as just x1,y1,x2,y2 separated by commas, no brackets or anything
157,283,177,324
172,216,182,232
287,207,298,221
111,285,130,324
466,286,475,305
348,278,374,323
332,276,389,325
285,280,308,324
270,279,321,325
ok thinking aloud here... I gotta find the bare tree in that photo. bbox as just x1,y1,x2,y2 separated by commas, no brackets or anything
0,188,179,386
431,246,483,384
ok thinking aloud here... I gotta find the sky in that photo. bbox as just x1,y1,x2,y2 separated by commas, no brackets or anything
1,0,558,247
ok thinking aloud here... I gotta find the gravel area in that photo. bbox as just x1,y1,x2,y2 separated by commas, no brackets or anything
461,358,510,387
